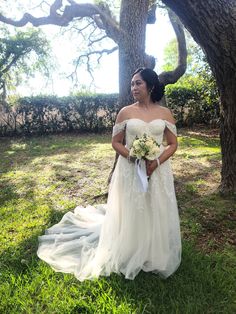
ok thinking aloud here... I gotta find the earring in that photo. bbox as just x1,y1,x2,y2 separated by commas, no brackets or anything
149,87,154,94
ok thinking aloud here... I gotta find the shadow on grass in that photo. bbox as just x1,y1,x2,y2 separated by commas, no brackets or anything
173,148,236,253
102,242,235,313
174,143,221,186
0,133,111,171
0,177,20,207
0,133,112,210
0,203,65,275
1,213,235,312
1,236,235,313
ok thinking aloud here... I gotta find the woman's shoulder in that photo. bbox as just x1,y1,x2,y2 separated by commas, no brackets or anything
158,105,175,124
120,103,137,113
116,103,137,123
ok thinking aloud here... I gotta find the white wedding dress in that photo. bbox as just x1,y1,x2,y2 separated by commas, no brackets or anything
37,118,181,281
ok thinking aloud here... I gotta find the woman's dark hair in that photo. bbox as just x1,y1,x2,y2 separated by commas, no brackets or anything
132,67,165,102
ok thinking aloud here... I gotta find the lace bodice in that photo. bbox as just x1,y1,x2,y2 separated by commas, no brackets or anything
112,118,177,148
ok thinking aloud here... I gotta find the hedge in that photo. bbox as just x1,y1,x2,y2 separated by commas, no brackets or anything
0,86,219,136
0,94,119,136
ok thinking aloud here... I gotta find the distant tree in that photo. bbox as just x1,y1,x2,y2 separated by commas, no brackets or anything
163,36,199,74
0,27,52,106
162,35,216,88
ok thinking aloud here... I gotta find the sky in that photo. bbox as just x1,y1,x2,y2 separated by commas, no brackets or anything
15,2,176,96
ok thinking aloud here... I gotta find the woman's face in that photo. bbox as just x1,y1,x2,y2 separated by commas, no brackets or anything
131,73,149,101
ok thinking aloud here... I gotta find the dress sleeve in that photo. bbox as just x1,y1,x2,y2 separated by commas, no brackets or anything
165,120,177,137
112,120,127,137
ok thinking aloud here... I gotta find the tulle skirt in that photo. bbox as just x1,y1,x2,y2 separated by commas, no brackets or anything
37,156,181,281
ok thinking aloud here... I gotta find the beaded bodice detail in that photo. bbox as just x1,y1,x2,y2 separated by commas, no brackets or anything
112,118,177,148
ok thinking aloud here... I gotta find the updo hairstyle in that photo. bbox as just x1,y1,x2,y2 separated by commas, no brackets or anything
132,68,165,102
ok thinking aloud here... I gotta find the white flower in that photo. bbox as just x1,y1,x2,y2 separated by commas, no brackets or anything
146,146,160,160
129,134,160,160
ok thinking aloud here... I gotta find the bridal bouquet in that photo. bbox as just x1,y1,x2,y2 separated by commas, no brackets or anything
129,134,160,193
129,133,160,160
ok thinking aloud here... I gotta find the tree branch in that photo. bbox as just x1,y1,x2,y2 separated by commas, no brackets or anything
159,10,187,85
73,19,94,33
0,54,22,75
77,46,118,62
68,46,118,84
88,35,107,47
147,4,157,24
29,1,50,11
50,0,63,18
96,3,120,43
0,2,120,43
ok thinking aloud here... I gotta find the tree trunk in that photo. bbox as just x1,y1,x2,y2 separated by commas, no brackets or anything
219,78,236,194
162,0,236,194
118,0,152,107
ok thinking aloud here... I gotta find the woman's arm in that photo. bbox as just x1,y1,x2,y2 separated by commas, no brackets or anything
112,132,130,158
146,110,178,176
146,128,178,176
158,127,178,164
111,108,130,159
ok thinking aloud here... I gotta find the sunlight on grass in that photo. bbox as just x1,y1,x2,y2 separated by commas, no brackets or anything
0,130,235,313
177,135,221,162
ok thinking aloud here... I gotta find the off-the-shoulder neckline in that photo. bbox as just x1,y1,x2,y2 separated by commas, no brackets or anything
117,118,175,125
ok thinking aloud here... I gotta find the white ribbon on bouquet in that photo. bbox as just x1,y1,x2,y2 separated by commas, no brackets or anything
135,159,149,192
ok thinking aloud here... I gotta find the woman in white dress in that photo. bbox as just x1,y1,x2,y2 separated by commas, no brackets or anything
37,68,181,281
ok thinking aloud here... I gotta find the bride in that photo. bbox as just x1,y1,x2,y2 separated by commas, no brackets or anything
37,68,181,281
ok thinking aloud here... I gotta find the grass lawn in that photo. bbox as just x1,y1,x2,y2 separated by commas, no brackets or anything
0,128,235,314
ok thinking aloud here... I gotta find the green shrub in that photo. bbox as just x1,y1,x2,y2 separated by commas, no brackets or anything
0,94,119,136
166,85,220,127
0,86,220,136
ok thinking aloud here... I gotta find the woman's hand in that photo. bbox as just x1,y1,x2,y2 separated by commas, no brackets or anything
145,159,158,177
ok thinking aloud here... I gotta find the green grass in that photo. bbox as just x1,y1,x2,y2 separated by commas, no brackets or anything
0,129,236,314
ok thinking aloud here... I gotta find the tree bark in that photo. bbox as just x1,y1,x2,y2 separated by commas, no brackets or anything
118,1,187,108
118,0,151,107
162,0,236,194
219,79,236,194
